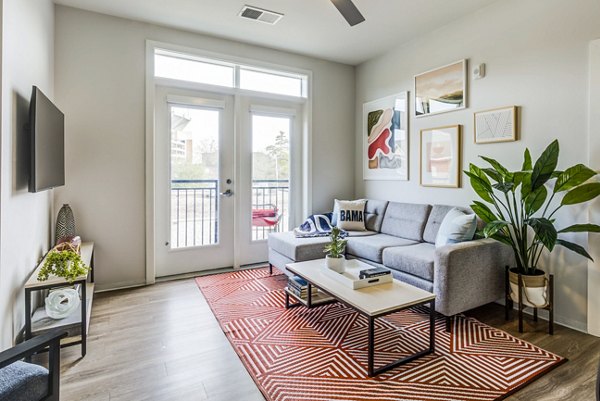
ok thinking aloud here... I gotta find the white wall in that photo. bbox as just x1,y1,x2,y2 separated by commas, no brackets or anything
0,0,55,349
588,40,600,336
355,0,600,332
54,6,355,291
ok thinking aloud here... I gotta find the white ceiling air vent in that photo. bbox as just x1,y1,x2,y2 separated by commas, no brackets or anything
239,5,283,25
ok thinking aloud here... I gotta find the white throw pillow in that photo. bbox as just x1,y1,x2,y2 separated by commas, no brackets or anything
334,199,367,231
435,208,477,247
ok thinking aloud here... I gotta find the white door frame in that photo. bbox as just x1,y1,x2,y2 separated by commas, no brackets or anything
145,40,313,284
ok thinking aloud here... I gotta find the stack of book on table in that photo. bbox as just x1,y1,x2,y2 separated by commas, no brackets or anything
287,276,318,299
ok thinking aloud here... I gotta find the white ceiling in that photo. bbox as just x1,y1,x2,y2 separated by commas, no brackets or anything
53,0,498,65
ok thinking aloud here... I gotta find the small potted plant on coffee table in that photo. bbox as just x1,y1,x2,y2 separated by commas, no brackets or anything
324,227,348,273
466,139,600,328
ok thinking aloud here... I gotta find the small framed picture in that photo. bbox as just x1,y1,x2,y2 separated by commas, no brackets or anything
474,106,518,144
415,59,467,117
420,125,462,188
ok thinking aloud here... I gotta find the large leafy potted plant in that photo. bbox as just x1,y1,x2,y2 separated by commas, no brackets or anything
466,139,600,307
323,226,348,273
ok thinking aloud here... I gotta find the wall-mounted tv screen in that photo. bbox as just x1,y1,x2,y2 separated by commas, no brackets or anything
29,86,65,192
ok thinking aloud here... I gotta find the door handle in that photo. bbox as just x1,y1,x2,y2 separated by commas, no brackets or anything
220,189,234,197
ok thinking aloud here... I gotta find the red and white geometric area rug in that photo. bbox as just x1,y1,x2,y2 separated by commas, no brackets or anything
195,267,565,401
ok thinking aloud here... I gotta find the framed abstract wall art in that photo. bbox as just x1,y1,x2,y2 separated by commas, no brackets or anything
474,106,518,144
420,125,462,188
363,92,409,181
415,60,467,117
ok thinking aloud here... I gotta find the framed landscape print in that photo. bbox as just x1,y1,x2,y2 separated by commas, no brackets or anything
420,125,462,188
363,92,409,181
415,60,467,117
474,106,518,144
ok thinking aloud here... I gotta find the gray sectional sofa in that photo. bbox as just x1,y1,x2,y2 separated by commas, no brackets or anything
268,200,514,328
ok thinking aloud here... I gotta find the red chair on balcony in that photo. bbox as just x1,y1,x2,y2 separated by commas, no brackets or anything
252,204,281,228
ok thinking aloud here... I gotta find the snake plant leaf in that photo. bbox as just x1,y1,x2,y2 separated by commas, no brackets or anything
471,201,498,223
492,182,514,193
482,168,503,183
465,170,494,203
480,156,510,178
527,217,557,251
521,172,532,199
531,139,559,191
525,185,547,215
483,220,509,238
522,148,532,171
561,182,600,205
558,224,600,233
556,239,594,261
554,164,597,193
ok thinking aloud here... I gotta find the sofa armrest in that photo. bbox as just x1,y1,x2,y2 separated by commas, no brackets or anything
433,238,514,316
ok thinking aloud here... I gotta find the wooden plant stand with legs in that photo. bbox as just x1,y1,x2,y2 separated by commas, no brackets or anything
504,266,554,335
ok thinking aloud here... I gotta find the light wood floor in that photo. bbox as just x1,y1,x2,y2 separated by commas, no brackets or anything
53,277,599,401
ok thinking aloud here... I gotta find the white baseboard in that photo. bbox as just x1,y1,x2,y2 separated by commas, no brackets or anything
95,280,146,293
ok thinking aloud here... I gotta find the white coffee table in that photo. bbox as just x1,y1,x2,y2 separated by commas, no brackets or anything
285,258,436,377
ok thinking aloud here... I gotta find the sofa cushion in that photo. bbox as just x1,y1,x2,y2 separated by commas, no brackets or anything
380,202,432,241
364,200,389,232
346,233,417,263
382,243,436,281
268,232,330,262
0,361,49,401
423,204,470,243
334,199,367,231
435,208,477,247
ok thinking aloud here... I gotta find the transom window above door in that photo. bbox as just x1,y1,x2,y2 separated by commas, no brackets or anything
154,49,308,98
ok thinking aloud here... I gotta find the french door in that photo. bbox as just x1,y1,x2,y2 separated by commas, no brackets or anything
154,87,235,277
237,97,303,265
154,87,302,277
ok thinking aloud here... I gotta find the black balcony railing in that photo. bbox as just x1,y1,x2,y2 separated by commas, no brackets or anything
170,179,289,248
251,179,289,241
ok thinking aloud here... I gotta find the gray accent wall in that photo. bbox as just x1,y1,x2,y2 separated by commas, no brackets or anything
354,0,600,332
53,6,356,291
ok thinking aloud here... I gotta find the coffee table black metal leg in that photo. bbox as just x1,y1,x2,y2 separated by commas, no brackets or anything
368,316,375,376
367,299,436,377
307,283,312,308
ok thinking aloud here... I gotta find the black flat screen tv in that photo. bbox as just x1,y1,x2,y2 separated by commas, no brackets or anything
29,86,65,192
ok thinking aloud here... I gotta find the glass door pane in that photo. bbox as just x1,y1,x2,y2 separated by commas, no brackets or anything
251,114,291,241
170,105,220,248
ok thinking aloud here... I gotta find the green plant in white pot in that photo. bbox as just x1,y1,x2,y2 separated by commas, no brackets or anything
466,139,600,307
324,226,348,273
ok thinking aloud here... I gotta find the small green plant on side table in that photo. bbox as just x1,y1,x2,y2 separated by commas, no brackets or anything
38,249,90,284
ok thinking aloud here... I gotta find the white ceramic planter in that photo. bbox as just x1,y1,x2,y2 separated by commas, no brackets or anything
326,255,345,273
509,268,548,308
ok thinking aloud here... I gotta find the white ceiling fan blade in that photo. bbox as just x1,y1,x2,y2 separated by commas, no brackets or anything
330,0,365,26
